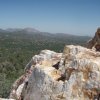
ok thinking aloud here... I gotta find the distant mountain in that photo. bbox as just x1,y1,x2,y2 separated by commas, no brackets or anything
0,27,91,38
0,28,6,33
0,27,91,46
6,28,22,32
22,27,40,33
5,27,40,33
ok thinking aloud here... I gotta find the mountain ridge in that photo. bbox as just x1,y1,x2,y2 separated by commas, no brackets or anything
0,27,91,37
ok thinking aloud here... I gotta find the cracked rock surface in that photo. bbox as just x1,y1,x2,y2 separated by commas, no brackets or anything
2,45,100,100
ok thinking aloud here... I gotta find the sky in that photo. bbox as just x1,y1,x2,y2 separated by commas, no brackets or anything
0,0,100,36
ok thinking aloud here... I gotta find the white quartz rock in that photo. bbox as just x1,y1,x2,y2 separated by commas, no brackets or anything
8,45,100,100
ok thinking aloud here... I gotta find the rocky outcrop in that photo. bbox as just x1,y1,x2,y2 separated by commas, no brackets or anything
87,28,100,51
7,45,100,100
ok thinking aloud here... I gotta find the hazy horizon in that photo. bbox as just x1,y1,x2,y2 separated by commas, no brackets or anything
0,0,100,36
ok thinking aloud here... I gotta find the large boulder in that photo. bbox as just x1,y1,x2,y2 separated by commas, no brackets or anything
9,46,100,100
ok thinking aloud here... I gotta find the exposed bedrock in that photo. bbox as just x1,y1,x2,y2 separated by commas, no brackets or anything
8,45,100,100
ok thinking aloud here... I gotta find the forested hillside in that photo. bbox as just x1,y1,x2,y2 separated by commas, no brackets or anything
0,31,91,97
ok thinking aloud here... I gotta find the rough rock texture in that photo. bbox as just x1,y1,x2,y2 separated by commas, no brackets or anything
7,46,100,100
87,28,100,51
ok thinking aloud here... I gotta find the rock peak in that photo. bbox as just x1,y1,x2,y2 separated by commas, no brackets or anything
87,28,100,51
